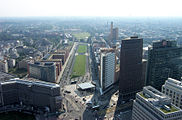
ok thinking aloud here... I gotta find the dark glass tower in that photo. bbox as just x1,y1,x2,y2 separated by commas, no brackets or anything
146,40,182,90
119,36,143,101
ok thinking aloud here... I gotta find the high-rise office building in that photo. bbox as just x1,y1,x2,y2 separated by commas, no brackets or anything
146,40,182,90
28,62,57,83
162,78,182,109
100,48,116,94
132,86,182,120
109,22,119,44
112,28,119,41
110,21,113,35
119,36,143,101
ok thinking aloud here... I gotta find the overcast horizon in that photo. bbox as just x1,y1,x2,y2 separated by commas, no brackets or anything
0,0,182,17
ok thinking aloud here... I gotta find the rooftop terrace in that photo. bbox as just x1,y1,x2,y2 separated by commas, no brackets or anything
138,86,181,114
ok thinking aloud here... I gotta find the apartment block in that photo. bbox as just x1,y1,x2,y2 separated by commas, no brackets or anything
28,62,56,83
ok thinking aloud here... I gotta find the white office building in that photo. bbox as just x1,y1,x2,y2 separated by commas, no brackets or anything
100,49,115,94
132,86,182,120
162,78,182,109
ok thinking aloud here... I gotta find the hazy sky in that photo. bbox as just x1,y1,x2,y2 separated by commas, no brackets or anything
0,0,182,17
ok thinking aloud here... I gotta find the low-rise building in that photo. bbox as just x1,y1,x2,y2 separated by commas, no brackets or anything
28,62,57,83
8,59,16,68
132,86,182,120
0,78,62,113
0,71,14,81
18,58,34,69
0,60,8,73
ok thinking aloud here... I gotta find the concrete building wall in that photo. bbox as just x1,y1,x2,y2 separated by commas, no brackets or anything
100,50,115,92
162,78,182,109
8,59,16,68
132,86,182,120
18,60,28,69
0,60,8,73
28,62,57,83
0,79,62,113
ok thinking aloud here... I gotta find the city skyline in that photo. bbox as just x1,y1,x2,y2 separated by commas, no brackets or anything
1,0,182,17
1,15,182,119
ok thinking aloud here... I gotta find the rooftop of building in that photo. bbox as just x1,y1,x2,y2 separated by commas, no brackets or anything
51,50,66,54
29,61,55,67
164,78,182,90
2,78,60,88
42,53,51,60
123,36,140,40
138,86,181,114
77,82,95,90
0,72,14,81
100,48,115,53
149,40,178,50
42,53,65,61
40,59,62,62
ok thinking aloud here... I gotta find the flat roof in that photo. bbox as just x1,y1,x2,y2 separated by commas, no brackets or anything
77,82,95,90
4,78,60,88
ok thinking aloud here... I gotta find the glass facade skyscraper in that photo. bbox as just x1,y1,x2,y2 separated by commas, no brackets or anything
146,40,182,90
119,36,143,101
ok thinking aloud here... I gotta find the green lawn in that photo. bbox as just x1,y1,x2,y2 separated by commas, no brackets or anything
73,32,90,40
77,45,87,53
71,55,86,78
0,112,35,120
160,106,178,113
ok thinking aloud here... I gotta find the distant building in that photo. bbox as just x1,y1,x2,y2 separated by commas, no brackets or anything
119,36,143,101
143,47,148,59
142,59,147,85
109,22,119,45
132,86,182,120
0,60,8,73
28,62,57,83
0,78,62,113
100,48,116,94
9,48,19,59
18,58,34,69
8,59,16,68
162,78,182,109
146,40,182,90
40,60,62,81
112,28,119,42
0,71,14,81
44,50,69,65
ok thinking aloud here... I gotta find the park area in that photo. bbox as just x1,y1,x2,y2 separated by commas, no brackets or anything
73,32,90,41
71,55,86,78
77,45,87,53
